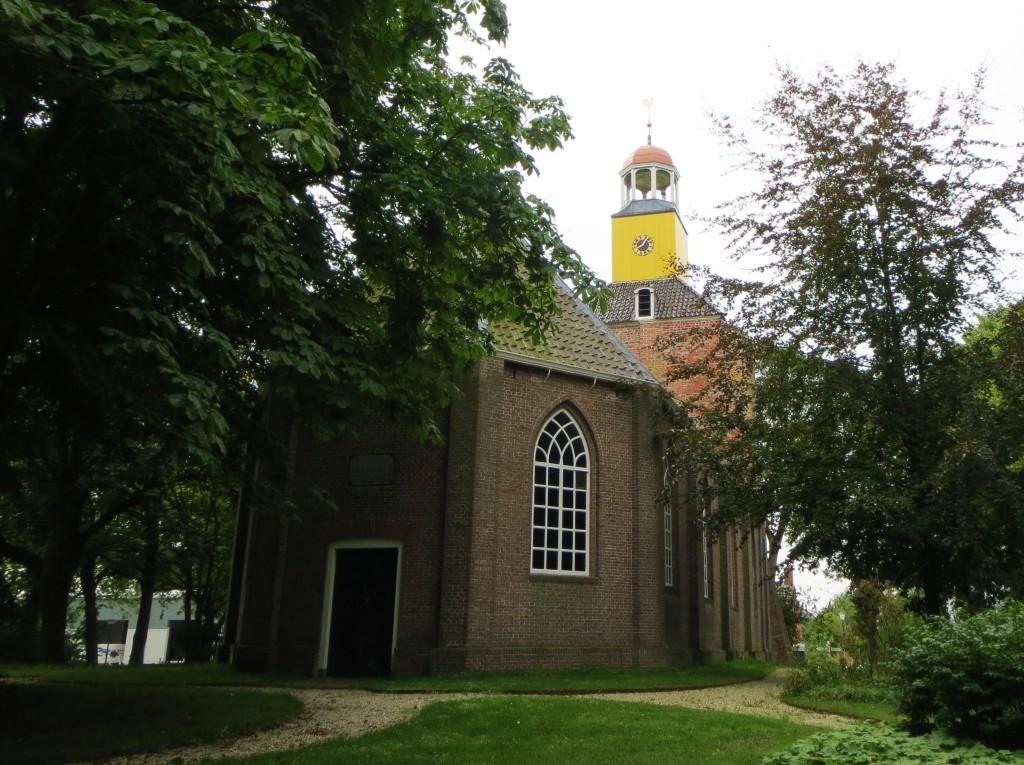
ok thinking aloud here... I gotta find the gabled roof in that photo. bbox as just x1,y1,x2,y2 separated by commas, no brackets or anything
600,276,721,324
490,276,658,385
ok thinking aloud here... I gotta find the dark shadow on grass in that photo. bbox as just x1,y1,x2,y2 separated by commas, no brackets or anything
2,682,302,765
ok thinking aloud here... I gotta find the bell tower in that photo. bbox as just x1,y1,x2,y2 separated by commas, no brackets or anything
611,142,689,283
600,133,719,395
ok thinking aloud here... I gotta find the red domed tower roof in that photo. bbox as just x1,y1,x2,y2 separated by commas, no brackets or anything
621,144,675,170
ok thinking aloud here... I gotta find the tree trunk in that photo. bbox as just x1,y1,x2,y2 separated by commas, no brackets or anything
129,589,153,666
128,515,160,666
922,572,944,616
37,491,89,663
37,562,76,664
80,552,98,666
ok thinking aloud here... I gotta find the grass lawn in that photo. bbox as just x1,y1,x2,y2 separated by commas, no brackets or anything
1,658,772,693
360,657,774,692
200,695,820,765
0,661,292,686
779,692,902,724
2,682,302,765
1,660,814,765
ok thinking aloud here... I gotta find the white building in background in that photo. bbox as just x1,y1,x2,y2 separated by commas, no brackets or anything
91,596,186,665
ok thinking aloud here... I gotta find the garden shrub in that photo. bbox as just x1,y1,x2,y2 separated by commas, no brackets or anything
894,600,1024,749
783,650,847,696
798,679,896,704
762,725,1024,765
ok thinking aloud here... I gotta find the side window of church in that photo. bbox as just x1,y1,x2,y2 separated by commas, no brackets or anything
636,288,653,319
532,409,590,575
699,476,712,599
663,467,674,588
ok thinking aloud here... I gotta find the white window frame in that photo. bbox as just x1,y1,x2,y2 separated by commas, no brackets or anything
635,287,654,320
531,409,590,576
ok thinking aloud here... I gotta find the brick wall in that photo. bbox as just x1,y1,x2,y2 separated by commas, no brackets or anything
232,356,688,676
609,315,779,662
231,348,779,677
609,317,724,402
447,357,672,671
232,396,452,675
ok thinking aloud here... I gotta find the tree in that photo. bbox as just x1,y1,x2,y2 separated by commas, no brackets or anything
0,0,600,661
775,576,812,644
160,476,236,660
677,62,1024,613
937,301,1024,604
663,324,872,574
68,472,232,665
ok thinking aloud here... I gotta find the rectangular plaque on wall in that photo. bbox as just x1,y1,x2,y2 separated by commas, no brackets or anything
348,454,394,486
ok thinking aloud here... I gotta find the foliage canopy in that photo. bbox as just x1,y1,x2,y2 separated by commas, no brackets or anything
0,0,600,661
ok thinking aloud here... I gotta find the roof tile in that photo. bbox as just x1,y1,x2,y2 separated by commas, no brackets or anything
599,276,720,323
490,277,657,384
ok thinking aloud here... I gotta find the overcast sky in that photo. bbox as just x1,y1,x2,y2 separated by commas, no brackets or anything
488,0,1024,291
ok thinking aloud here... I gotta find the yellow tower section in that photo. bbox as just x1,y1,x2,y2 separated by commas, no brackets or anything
611,143,689,283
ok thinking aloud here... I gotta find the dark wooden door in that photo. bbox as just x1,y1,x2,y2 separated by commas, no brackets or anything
326,546,398,677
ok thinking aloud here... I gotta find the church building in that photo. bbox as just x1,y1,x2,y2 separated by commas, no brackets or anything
225,140,788,677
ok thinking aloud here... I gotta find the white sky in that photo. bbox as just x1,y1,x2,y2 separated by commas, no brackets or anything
487,0,1024,291
479,0,1024,605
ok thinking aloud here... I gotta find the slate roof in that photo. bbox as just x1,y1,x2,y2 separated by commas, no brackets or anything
610,198,680,218
599,276,721,324
490,276,658,385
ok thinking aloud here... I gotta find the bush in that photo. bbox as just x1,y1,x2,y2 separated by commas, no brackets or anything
803,583,920,684
762,725,1023,765
894,600,1024,749
797,680,896,704
783,650,847,695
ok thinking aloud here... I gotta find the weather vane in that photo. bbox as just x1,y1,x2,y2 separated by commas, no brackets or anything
642,97,653,144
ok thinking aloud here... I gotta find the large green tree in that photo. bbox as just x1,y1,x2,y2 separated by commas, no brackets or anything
0,0,600,661
939,301,1024,604
663,325,871,575
672,63,1024,613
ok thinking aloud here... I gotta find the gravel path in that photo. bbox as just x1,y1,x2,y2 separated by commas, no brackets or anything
81,689,473,765
580,671,851,729
85,671,849,765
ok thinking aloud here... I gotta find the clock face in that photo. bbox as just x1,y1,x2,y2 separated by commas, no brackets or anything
632,234,654,256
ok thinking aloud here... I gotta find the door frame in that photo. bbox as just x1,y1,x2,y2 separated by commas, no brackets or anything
317,539,402,675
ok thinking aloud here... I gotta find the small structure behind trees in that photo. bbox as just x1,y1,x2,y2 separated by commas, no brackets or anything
71,595,216,665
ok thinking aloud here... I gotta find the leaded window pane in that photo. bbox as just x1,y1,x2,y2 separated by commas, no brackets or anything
531,409,590,575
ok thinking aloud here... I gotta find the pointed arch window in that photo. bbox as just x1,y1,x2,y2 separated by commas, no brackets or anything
636,287,654,319
700,476,712,600
532,409,590,575
663,466,674,587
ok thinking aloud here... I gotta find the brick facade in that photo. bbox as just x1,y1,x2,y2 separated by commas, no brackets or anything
606,309,778,664
609,316,724,403
230,351,778,676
